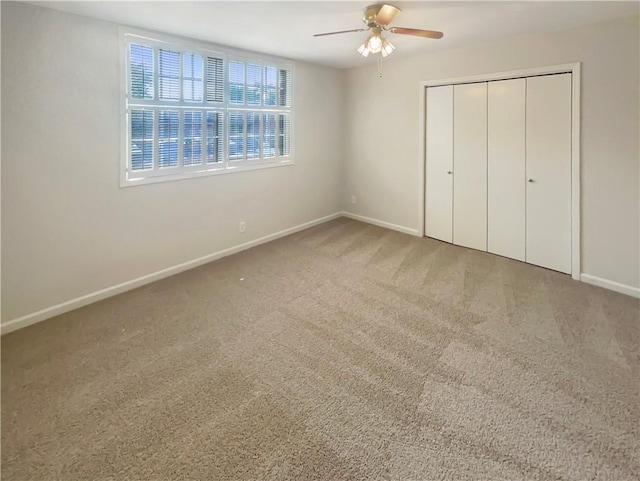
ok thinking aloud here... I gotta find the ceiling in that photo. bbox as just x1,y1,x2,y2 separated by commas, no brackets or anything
29,1,639,69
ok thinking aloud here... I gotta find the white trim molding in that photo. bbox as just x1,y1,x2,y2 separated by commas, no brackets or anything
4,211,636,335
418,62,581,280
1,213,342,335
580,274,640,299
341,211,420,237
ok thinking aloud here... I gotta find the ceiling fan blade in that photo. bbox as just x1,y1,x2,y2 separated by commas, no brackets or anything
389,27,444,39
375,4,401,26
313,28,367,37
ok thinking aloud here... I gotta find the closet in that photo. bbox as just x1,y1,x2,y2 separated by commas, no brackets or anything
424,72,572,274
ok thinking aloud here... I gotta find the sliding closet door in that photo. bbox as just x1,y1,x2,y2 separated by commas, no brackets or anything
526,74,572,274
425,85,453,243
487,78,526,261
453,82,487,251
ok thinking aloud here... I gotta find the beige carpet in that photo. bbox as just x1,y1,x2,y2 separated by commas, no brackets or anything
2,218,639,480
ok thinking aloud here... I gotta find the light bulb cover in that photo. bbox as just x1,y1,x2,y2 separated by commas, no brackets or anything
357,43,370,57
367,34,382,53
381,38,395,57
358,28,393,59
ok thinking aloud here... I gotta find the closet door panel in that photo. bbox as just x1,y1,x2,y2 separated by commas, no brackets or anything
425,85,454,243
453,82,488,251
487,78,526,261
526,74,572,274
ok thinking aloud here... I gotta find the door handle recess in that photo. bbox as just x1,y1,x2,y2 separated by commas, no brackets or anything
447,171,452,174
528,178,535,183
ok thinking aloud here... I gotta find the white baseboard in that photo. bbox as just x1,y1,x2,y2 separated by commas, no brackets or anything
343,213,639,300
1,212,342,335
341,211,420,237
580,273,640,299
6,213,636,335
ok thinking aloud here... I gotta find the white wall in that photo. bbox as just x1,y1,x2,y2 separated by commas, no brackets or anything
344,15,640,292
1,2,344,324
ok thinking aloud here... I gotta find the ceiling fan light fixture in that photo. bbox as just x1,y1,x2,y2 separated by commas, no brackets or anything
359,27,392,58
366,31,383,53
381,38,395,57
357,42,370,57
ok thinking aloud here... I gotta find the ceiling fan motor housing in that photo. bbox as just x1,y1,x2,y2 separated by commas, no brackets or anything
363,4,401,27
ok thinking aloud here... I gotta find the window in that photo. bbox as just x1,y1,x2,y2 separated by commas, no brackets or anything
123,31,293,185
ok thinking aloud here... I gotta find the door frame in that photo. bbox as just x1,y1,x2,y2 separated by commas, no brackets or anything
417,62,581,280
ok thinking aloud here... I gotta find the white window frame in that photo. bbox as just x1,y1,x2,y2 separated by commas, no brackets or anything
225,55,292,168
120,28,294,187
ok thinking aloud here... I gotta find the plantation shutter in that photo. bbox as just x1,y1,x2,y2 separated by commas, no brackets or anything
229,61,245,104
263,67,277,106
247,64,262,106
229,111,246,161
278,69,291,107
206,112,224,163
130,44,154,99
206,56,224,103
124,32,293,184
278,113,291,156
159,49,180,100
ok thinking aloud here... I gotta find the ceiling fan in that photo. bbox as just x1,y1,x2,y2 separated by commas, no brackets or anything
313,3,443,59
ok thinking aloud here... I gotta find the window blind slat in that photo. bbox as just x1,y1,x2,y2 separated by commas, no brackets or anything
183,111,203,166
229,61,245,105
278,69,291,107
158,110,179,168
247,64,262,106
247,112,261,159
131,109,154,170
278,113,291,156
206,111,223,163
130,44,154,100
206,57,224,103
263,113,276,158
263,67,277,106
159,49,180,100
229,111,245,160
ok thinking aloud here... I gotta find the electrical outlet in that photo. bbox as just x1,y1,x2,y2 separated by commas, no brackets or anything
239,221,246,233
351,195,357,205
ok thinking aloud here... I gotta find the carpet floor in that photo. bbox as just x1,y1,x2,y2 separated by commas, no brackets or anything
2,218,639,480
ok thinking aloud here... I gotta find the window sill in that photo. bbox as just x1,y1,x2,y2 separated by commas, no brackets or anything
120,158,294,187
